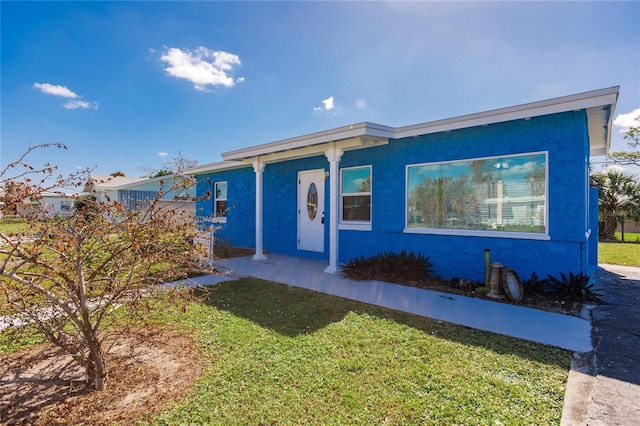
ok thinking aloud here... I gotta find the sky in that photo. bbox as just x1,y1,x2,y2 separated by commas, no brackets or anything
1,1,639,181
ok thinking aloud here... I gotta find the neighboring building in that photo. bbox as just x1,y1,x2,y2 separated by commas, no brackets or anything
17,192,76,218
188,87,618,282
83,174,195,213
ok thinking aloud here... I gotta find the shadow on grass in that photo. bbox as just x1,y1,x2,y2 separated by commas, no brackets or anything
201,278,571,369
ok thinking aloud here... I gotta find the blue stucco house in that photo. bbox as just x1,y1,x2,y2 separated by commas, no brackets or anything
188,87,618,282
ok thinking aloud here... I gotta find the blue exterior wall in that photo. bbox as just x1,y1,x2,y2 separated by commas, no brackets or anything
195,166,256,248
339,111,591,282
195,110,594,282
588,186,600,271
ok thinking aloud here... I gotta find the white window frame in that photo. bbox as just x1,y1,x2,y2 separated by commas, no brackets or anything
404,151,549,240
213,181,228,223
339,165,372,231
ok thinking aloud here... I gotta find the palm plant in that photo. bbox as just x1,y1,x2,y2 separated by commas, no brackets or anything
591,168,640,240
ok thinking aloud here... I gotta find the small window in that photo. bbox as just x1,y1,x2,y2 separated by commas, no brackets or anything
341,166,371,224
214,181,228,221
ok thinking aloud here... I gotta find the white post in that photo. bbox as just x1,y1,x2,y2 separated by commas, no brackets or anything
252,159,267,261
324,144,343,273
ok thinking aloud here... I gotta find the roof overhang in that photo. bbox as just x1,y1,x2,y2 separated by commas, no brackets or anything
394,86,618,158
185,160,251,175
190,87,618,173
222,122,393,165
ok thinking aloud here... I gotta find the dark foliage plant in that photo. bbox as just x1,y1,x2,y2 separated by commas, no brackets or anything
545,271,604,303
340,250,434,287
521,272,550,297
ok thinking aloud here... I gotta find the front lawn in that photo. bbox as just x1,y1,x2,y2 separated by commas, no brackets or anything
0,218,30,235
615,231,640,243
599,241,640,267
1,278,573,424
151,278,571,425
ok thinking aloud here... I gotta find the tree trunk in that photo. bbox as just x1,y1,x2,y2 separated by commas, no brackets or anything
602,214,618,240
85,336,107,390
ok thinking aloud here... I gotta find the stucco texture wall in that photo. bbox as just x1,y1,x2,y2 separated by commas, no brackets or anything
195,110,593,282
338,111,591,282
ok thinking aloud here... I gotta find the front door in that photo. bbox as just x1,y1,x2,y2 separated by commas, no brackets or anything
297,169,325,252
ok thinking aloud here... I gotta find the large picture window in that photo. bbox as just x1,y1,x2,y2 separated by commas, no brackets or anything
341,166,371,223
214,181,228,221
406,152,547,236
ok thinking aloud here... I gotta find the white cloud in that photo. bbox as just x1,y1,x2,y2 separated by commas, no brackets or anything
34,82,97,110
355,98,367,109
63,100,98,110
33,83,79,98
158,152,169,157
314,96,335,111
160,46,242,91
613,108,640,133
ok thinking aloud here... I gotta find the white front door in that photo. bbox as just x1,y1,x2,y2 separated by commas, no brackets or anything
297,169,325,252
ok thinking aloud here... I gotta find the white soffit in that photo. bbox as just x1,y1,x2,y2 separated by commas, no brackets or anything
222,122,394,162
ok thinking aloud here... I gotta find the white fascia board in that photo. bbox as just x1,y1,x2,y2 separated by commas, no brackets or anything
185,160,249,176
222,122,395,161
395,86,619,139
212,86,617,164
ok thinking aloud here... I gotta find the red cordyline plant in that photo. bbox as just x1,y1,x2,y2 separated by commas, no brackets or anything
1,144,206,390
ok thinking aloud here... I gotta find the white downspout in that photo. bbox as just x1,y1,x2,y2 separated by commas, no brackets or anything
252,158,267,261
324,144,343,273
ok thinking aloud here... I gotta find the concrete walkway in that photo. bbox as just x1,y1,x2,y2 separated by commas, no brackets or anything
198,253,592,352
562,263,640,425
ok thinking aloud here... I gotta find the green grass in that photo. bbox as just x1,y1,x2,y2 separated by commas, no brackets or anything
149,278,571,425
2,278,573,424
0,218,30,235
599,241,640,267
615,231,640,242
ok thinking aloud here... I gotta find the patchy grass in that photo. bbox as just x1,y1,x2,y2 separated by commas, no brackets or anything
151,278,571,425
0,218,30,235
599,241,640,267
615,231,640,243
2,278,572,424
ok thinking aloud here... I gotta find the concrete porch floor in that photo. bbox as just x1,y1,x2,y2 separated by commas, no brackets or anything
182,253,593,353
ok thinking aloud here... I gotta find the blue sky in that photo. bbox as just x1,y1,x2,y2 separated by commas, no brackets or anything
2,1,639,180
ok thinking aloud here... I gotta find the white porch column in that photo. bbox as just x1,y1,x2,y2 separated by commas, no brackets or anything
324,144,343,273
252,159,267,261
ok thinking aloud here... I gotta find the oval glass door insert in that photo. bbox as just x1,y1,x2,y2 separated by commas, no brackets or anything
307,183,318,220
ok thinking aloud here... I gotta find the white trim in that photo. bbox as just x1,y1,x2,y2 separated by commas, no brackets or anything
405,150,549,238
213,181,228,222
224,124,394,161
186,160,249,175
215,87,618,164
403,227,551,241
339,222,372,232
340,165,372,228
252,159,267,261
324,145,343,273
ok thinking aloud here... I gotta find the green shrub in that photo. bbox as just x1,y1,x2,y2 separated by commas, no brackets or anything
545,271,603,303
340,250,433,287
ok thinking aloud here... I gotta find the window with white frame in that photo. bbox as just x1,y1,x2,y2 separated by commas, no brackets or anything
406,152,547,236
341,166,371,223
214,181,228,221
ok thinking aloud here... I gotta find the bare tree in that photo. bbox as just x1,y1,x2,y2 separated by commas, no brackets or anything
139,152,199,178
1,145,204,391
610,115,640,167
